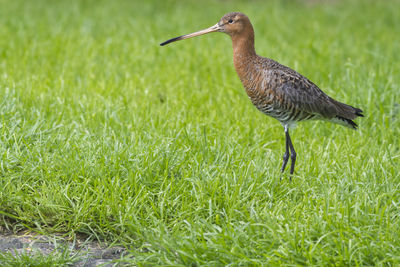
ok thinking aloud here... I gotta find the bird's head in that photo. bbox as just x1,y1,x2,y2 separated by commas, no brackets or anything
160,12,252,46
217,12,251,36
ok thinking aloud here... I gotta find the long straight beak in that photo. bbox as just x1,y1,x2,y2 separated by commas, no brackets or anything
160,23,220,46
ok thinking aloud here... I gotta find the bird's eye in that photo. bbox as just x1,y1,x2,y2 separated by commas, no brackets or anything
228,19,234,24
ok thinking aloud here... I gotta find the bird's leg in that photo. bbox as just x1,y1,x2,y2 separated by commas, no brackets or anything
286,130,296,176
280,127,290,173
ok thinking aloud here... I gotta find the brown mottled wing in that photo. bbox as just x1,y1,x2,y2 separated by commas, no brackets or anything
266,62,359,120
271,69,336,118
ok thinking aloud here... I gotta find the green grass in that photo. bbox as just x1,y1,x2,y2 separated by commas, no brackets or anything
1,0,399,265
0,247,80,267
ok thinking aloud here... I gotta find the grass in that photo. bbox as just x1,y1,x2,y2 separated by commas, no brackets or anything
0,247,80,267
0,0,399,265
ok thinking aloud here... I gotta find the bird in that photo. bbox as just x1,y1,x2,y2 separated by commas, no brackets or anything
160,12,363,176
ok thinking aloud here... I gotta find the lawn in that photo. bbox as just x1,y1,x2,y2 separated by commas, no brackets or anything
0,0,399,265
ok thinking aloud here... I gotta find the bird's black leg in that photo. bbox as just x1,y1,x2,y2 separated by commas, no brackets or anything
281,127,290,173
286,129,296,176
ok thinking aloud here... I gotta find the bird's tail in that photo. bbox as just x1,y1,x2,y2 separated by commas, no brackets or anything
330,101,364,129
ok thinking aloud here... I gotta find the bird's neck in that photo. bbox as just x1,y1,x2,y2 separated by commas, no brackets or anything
231,29,257,81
